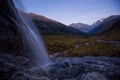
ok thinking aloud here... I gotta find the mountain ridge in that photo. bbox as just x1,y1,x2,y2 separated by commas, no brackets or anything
28,12,120,38
69,15,120,37
90,15,120,34
29,13,83,35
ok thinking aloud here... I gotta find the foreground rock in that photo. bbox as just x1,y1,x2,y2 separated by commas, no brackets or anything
0,53,46,80
0,54,120,80
48,56,120,80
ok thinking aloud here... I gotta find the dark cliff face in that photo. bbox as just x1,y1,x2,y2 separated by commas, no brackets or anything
0,0,29,56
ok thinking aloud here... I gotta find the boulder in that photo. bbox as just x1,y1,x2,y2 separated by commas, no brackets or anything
11,72,29,80
27,67,49,78
48,57,120,80
39,77,50,80
79,72,107,80
0,60,17,80
14,56,31,68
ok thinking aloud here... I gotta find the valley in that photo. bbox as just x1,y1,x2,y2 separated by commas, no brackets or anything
30,13,120,57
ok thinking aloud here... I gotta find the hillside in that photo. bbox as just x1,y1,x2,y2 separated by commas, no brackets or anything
90,15,120,34
29,13,82,35
90,15,120,40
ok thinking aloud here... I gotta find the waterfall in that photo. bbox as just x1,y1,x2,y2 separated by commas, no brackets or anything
12,0,50,66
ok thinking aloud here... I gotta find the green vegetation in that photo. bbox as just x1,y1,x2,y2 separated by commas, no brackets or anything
98,32,120,41
42,35,120,57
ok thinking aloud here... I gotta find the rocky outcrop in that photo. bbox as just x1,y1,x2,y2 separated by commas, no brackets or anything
0,53,49,80
0,0,30,56
0,53,120,80
0,0,37,79
48,57,120,80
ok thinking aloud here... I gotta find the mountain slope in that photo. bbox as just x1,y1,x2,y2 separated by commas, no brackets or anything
90,15,120,34
69,23,92,33
29,13,82,35
90,15,120,40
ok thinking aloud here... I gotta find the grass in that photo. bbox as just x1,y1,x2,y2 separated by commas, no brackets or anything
42,35,120,57
96,29,120,41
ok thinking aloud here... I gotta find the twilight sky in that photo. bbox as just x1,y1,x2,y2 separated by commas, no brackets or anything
19,0,120,25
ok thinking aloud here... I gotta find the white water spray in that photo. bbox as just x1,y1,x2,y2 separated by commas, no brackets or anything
13,0,50,66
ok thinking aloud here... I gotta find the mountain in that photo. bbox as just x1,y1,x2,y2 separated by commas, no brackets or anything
69,23,92,33
29,13,82,35
90,15,120,40
90,15,120,34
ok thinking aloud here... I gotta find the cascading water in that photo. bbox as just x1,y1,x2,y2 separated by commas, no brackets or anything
12,0,50,66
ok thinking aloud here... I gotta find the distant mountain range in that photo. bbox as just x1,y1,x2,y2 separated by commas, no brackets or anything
69,15,120,36
28,12,120,38
29,13,82,35
90,15,120,40
90,15,120,34
69,23,92,33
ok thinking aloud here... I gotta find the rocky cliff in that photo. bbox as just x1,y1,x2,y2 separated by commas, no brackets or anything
0,0,31,57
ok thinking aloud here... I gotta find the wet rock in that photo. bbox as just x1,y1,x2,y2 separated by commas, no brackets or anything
52,62,62,69
85,42,90,46
0,53,15,63
69,65,84,77
0,0,29,56
64,78,77,80
0,61,17,80
11,72,29,80
61,60,70,68
27,67,49,78
47,66,58,80
57,68,71,79
114,41,120,46
79,72,107,80
39,76,50,80
49,57,120,80
14,56,31,68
